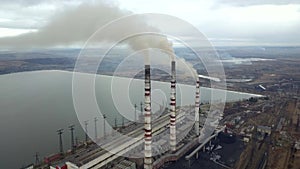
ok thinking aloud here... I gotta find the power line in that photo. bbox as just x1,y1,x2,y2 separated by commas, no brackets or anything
34,152,39,165
84,120,88,143
134,103,137,122
94,117,98,140
103,114,106,138
69,125,75,153
57,129,64,154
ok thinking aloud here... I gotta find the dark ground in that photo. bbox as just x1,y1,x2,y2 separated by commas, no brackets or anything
162,137,245,169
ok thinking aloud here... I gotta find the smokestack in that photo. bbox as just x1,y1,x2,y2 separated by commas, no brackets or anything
144,64,152,169
195,78,200,136
170,60,176,151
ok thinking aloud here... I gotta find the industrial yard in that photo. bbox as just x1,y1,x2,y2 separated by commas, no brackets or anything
220,55,300,169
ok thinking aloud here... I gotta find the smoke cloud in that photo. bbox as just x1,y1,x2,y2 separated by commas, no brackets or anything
0,1,175,59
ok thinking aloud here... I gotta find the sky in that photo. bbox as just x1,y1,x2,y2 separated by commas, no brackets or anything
0,0,299,47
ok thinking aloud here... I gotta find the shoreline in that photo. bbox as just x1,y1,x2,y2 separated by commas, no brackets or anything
0,69,264,98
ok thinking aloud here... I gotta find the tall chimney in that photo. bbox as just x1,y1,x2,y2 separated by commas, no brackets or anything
195,78,200,136
170,60,176,151
144,64,152,169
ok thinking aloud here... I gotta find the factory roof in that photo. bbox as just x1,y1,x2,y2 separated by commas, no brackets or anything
257,125,271,131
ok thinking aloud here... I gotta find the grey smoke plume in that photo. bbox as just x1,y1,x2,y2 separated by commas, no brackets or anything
0,2,175,57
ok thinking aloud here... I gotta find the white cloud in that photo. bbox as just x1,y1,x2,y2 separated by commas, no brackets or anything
0,0,299,46
217,0,300,6
0,27,37,37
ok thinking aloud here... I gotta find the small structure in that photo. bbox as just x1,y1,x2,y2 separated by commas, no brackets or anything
258,84,266,91
243,137,250,143
257,125,272,135
276,118,285,132
295,141,300,150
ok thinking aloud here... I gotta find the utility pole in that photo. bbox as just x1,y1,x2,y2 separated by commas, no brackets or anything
122,116,125,127
75,137,79,146
69,125,75,152
103,114,106,138
34,152,40,165
134,104,137,122
140,102,143,115
57,129,64,154
84,120,88,143
94,117,98,140
115,118,117,128
297,114,300,132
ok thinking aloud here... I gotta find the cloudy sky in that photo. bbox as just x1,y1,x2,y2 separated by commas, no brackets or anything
0,0,299,47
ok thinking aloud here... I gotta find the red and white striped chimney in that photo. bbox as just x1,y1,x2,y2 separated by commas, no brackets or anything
144,64,152,169
195,78,200,136
170,60,176,151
